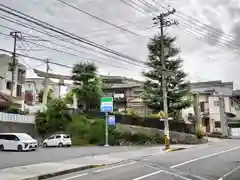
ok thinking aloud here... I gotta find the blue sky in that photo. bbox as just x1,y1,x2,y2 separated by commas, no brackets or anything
1,0,240,88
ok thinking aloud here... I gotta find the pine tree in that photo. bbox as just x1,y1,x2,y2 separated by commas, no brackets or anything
142,34,191,119
72,62,103,112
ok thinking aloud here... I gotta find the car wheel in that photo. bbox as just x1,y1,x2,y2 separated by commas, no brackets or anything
0,144,4,151
58,142,64,147
43,143,47,148
17,145,23,152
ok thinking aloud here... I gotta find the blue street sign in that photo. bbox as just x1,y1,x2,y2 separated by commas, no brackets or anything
100,106,113,112
100,97,113,112
108,115,115,126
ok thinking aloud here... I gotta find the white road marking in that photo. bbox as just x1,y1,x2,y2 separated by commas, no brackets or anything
218,165,240,180
132,170,163,180
60,173,88,180
170,146,240,169
142,164,159,170
162,170,192,180
94,161,137,172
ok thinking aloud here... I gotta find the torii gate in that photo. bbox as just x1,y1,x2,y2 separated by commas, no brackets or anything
33,69,77,108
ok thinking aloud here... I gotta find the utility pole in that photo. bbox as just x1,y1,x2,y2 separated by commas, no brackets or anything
42,59,50,105
219,94,228,137
153,8,177,150
9,31,22,101
193,93,201,132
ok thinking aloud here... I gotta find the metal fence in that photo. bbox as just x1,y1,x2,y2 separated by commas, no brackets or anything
0,112,35,124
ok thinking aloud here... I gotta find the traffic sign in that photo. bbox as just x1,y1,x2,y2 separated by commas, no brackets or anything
100,97,113,112
108,115,115,126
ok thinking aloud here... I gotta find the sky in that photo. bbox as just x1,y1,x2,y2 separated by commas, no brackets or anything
1,0,240,89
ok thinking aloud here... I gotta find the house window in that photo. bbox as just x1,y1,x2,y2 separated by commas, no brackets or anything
17,69,26,84
6,81,11,90
16,85,22,97
200,102,205,112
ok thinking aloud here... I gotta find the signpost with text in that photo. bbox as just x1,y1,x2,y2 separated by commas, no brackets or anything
100,97,113,146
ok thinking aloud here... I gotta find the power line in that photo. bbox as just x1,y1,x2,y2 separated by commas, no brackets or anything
119,0,149,16
0,33,136,71
0,48,72,68
152,0,240,44
178,23,240,55
23,39,140,69
56,0,147,38
148,2,240,54
0,4,145,65
0,20,144,68
136,0,159,12
84,0,154,34
0,30,139,70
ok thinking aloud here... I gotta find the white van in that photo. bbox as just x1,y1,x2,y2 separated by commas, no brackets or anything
0,133,38,151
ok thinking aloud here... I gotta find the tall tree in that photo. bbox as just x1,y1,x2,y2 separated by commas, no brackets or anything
72,62,103,112
142,34,191,119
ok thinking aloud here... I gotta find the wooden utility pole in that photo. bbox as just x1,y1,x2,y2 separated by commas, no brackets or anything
153,8,177,149
9,31,22,101
42,59,50,105
193,93,201,132
219,94,228,137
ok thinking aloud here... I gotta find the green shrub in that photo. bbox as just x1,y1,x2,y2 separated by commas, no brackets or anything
196,127,204,139
87,120,105,145
145,113,160,119
66,116,90,138
127,108,138,116
71,136,89,146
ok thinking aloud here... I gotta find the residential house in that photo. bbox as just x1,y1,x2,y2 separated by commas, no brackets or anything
65,75,149,115
0,54,26,110
24,78,60,105
102,76,150,116
182,80,234,133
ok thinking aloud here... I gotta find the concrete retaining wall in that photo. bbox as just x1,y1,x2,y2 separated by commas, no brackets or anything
117,124,208,144
0,112,37,138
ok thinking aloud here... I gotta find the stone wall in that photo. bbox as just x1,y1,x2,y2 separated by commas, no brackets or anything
0,112,37,138
117,124,208,144
0,121,37,138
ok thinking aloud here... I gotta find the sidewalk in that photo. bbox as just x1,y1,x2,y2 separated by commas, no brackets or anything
0,145,199,180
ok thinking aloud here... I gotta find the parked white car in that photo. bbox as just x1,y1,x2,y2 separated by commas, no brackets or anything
42,134,72,147
0,133,38,151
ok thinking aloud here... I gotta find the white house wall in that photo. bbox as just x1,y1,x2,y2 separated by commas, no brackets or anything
208,96,221,122
0,54,26,98
191,84,233,96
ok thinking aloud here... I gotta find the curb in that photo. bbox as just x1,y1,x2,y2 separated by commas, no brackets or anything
24,164,104,180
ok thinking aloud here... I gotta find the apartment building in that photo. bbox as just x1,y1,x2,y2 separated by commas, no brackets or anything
0,54,26,109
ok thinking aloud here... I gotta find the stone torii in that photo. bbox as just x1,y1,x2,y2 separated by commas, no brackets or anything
33,68,78,109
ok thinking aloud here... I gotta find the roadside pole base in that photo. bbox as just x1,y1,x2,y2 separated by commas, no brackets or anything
164,148,173,152
104,144,110,147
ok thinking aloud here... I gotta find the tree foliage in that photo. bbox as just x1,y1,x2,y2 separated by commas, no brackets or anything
72,63,103,112
63,90,74,104
142,34,191,118
36,99,71,135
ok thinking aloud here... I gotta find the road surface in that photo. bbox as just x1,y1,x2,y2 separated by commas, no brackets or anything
48,139,240,180
0,146,142,169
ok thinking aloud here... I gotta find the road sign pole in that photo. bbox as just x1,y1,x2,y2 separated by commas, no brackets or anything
104,112,109,147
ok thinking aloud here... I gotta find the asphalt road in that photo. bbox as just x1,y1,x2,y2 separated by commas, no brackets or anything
0,146,142,169
48,139,240,180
